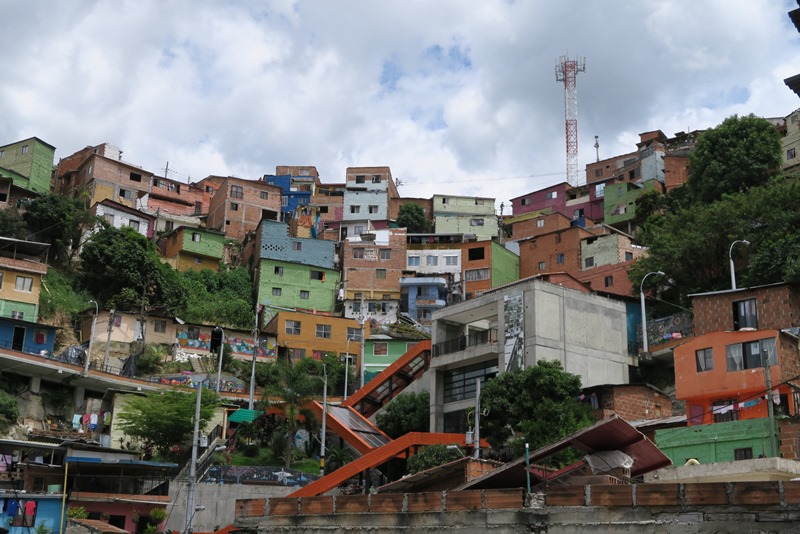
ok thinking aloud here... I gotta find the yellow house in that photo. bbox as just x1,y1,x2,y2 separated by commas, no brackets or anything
0,237,49,322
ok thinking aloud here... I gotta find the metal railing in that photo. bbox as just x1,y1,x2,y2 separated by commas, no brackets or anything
432,328,498,357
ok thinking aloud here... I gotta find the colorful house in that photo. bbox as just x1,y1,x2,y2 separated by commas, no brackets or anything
264,310,362,365
0,237,49,322
0,136,56,199
158,226,225,272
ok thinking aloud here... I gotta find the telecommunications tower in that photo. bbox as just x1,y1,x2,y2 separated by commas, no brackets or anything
555,55,586,186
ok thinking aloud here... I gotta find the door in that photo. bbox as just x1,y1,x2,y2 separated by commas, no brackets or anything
12,326,25,351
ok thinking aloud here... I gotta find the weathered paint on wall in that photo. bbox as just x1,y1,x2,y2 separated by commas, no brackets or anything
656,419,774,464
490,241,519,288
257,259,339,314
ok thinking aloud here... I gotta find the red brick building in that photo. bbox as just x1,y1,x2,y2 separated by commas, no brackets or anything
582,384,673,423
206,176,282,241
517,225,606,280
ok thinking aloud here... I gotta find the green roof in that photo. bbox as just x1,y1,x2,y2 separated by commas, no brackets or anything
228,409,261,423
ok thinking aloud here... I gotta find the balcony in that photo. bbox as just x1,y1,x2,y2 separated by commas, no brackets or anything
432,328,498,358
415,297,447,308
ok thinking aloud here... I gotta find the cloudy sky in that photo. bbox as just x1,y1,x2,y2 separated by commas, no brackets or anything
2,1,799,208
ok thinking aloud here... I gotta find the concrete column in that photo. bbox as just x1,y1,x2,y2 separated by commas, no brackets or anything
30,376,41,394
74,386,86,409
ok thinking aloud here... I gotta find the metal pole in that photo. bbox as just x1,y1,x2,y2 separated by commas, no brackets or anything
84,301,98,376
729,239,750,290
344,337,350,400
320,364,327,477
763,348,778,458
640,272,664,354
359,317,366,389
103,309,115,372
185,384,202,534
525,442,531,495
249,307,258,410
215,327,225,394
473,378,481,459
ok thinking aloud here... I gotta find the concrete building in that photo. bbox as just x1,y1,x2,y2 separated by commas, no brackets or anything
782,108,800,175
253,220,340,321
586,131,667,187
88,199,156,240
502,212,589,243
342,228,407,324
264,310,362,364
340,166,399,239
363,324,429,383
158,226,225,272
517,224,606,281
0,137,55,202
206,176,282,241
0,237,49,322
603,178,664,231
432,194,498,242
309,181,345,242
429,277,631,433
663,130,702,191
399,275,450,326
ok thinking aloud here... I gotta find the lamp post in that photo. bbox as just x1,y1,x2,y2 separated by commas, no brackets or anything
103,309,115,372
83,300,98,376
640,271,665,354
343,336,352,400
320,364,327,477
729,239,750,290
214,326,225,394
249,305,259,410
184,383,202,534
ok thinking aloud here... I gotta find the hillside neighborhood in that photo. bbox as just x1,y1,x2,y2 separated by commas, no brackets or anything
3,7,800,532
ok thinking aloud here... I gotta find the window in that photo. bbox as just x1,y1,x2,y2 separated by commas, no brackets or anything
464,268,490,281
355,175,366,184
350,205,360,214
11,310,23,320
573,209,584,220
285,320,301,335
353,248,364,259
521,198,530,206
441,197,449,204
231,185,244,198
260,191,269,200
537,261,546,270
556,253,564,265
194,201,202,214
154,320,167,333
546,191,558,200
734,447,753,461
0,273,3,287
426,256,438,266
300,290,310,299
788,148,797,160
408,255,420,266
695,348,714,372
352,300,362,313
555,234,562,244
194,257,203,264
128,220,140,231
625,251,633,261
584,256,594,268
272,287,282,296
104,213,115,225
129,172,142,182
21,145,29,154
292,242,302,251
594,169,603,178
595,183,605,197
470,218,485,226
536,219,545,228
0,150,3,158
376,269,387,279
726,337,776,371
119,189,132,199
192,232,201,242
34,329,45,344
444,360,499,403
373,342,388,355
230,202,239,211
354,225,364,235
165,220,174,232
372,175,381,183
310,270,325,281
347,327,362,341
316,324,331,339
604,275,613,287
445,255,458,266
733,299,757,330
15,276,33,292
293,348,306,359
382,293,392,299
369,205,379,214
467,247,485,261
274,266,284,276
380,249,391,260
281,196,288,207
713,399,738,423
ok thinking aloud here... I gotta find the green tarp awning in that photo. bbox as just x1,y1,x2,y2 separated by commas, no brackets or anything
228,409,261,423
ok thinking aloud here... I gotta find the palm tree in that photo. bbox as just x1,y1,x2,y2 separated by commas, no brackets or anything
261,358,322,467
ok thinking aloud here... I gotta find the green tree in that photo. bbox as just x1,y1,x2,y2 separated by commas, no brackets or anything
397,203,430,233
406,444,463,474
687,114,781,204
480,361,593,456
116,389,217,459
23,194,93,264
0,390,20,432
376,391,430,439
179,267,254,328
0,207,26,239
79,226,187,315
261,359,322,467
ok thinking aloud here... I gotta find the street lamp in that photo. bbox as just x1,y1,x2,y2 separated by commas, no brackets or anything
729,239,750,290
214,326,225,394
640,271,665,354
83,300,98,376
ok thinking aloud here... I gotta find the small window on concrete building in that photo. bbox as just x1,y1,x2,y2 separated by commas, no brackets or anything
556,253,564,265
194,257,203,264
445,255,458,266
0,150,4,158
261,191,269,200
355,175,365,184
604,275,613,287
15,276,33,292
372,175,381,183
354,225,364,235
594,169,603,178
272,287,282,296
537,261,546,270
521,197,530,206
441,197,449,204
734,447,753,461
376,269,387,279
154,320,167,333
21,145,29,154
470,218,484,226
584,256,594,268
129,220,140,231
546,191,558,200
788,148,797,160
555,234,562,244
129,172,142,182
712,399,738,423
300,290,310,299
192,232,201,242
427,256,438,266
11,310,24,319
274,266,284,276
353,248,364,259
350,205,360,214
292,241,302,251
695,348,713,372
475,199,485,205
625,251,633,261
536,219,545,228
119,189,132,199
230,202,239,211
373,342,388,355
285,320,301,335
408,256,420,266
310,270,325,281
104,213,115,225
231,185,244,198
316,324,331,339
380,249,391,260
368,205,379,214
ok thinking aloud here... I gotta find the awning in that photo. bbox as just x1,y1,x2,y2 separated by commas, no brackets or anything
228,409,261,423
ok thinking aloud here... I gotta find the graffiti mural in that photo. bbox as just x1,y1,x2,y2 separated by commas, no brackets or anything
175,326,277,359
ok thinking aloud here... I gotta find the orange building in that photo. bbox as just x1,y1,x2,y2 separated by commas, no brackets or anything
265,310,364,365
517,225,605,280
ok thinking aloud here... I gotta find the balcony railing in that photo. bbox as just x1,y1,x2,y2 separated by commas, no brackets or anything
432,328,498,357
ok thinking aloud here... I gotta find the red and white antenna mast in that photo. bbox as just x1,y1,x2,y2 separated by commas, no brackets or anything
555,55,586,186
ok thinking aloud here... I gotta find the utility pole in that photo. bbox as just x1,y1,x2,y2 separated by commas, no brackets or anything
84,300,98,376
249,305,258,409
763,348,778,458
103,309,115,372
473,378,481,459
184,384,202,534
320,364,327,477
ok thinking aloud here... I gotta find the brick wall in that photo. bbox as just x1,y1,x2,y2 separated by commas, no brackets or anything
779,417,800,460
692,284,800,336
590,385,670,422
343,229,407,300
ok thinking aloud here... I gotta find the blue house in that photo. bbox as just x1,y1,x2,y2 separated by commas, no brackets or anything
262,174,313,222
0,317,57,356
400,276,449,326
